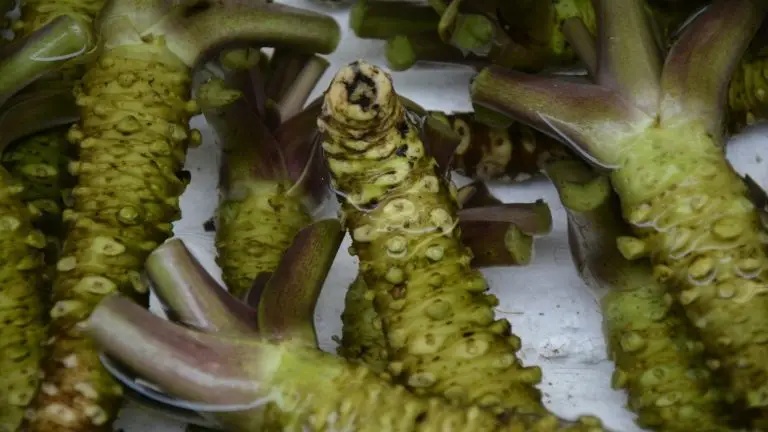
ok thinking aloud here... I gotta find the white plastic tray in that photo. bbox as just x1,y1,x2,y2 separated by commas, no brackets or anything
114,2,768,430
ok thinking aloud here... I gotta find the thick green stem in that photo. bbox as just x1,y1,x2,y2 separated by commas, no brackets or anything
276,55,329,122
544,157,732,431
256,219,344,345
0,88,78,151
471,66,653,168
145,239,257,334
385,32,489,71
0,14,95,107
317,61,609,429
349,0,439,39
595,0,662,115
660,0,767,141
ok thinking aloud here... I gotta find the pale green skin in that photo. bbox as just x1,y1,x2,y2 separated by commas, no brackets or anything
320,97,545,416
338,276,390,372
25,42,196,432
316,63,609,424
610,122,768,410
0,169,48,432
603,281,729,431
216,182,311,299
552,158,731,431
3,126,75,265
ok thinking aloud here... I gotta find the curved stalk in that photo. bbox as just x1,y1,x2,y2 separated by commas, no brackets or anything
87,295,606,432
99,1,341,66
660,0,766,142
256,219,343,344
276,55,329,122
471,66,653,169
0,14,95,107
146,239,257,333
561,17,597,77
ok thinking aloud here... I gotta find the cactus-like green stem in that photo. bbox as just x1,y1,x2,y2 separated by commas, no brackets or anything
0,14,95,107
545,157,732,431
199,75,312,300
317,61,611,429
146,239,257,334
23,1,341,430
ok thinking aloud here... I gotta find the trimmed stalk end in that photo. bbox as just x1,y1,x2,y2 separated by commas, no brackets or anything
386,35,417,71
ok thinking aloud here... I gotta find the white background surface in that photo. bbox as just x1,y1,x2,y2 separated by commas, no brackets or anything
113,2,768,431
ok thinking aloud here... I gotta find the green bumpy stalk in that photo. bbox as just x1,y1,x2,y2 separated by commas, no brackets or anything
317,61,543,414
24,40,197,431
2,126,76,267
317,62,605,430
216,181,312,298
338,275,390,372
609,123,768,409
0,171,48,432
546,158,730,432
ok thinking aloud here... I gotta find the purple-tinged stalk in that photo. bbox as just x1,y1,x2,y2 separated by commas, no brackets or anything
127,220,343,429
146,239,258,334
0,14,95,107
471,0,768,413
25,1,341,431
544,157,732,432
86,295,610,432
198,66,320,300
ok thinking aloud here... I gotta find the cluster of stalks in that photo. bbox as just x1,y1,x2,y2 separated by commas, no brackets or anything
4,0,768,431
